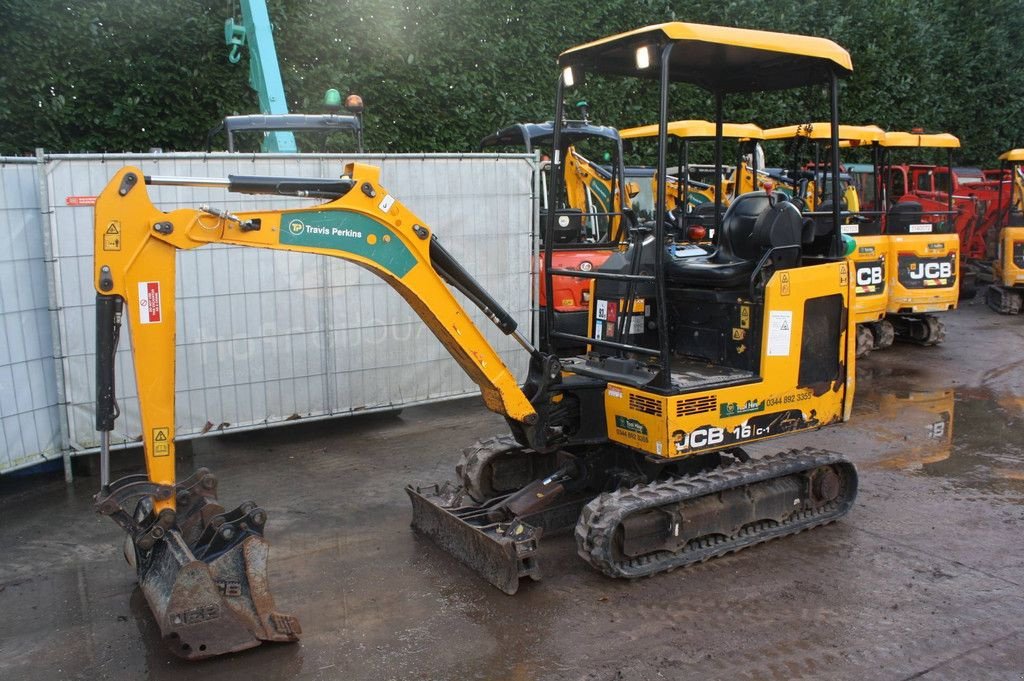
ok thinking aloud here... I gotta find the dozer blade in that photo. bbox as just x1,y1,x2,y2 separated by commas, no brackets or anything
99,469,299,660
407,484,541,595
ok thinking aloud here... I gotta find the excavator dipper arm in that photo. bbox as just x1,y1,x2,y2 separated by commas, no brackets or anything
92,163,538,658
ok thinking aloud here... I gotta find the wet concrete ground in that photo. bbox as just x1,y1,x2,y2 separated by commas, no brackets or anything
1,298,1023,680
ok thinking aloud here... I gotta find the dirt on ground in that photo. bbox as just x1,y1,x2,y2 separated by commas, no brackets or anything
1,298,1022,680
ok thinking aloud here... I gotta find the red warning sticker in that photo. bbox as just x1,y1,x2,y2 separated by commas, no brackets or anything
138,281,162,324
65,195,97,206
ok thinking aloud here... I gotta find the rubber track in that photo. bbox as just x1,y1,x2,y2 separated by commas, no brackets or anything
455,434,524,503
575,448,858,579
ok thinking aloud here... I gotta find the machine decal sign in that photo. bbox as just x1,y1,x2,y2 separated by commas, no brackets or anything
103,221,122,251
720,399,765,418
152,427,170,456
614,416,648,443
908,223,933,233
279,210,417,278
854,259,886,296
138,281,162,324
766,311,792,356
897,253,957,289
65,195,97,206
673,409,812,453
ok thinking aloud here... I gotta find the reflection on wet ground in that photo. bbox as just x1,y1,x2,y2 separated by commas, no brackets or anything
854,370,1024,501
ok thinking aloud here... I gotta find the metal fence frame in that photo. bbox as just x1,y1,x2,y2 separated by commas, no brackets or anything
0,151,540,480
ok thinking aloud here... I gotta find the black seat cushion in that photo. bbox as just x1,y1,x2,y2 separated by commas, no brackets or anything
665,192,802,288
886,201,924,234
813,199,848,236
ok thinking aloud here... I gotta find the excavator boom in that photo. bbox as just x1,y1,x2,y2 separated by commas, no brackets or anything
92,163,538,658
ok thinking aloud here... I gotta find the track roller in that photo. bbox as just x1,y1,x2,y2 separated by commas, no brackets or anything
868,319,895,350
889,313,945,346
985,285,1023,315
855,325,874,358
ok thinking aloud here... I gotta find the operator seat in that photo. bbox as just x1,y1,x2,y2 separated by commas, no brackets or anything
812,199,847,238
664,191,804,288
886,201,924,234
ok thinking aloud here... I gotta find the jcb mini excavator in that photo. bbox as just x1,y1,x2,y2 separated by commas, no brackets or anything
987,149,1024,313
92,22,858,661
762,123,888,357
873,131,961,345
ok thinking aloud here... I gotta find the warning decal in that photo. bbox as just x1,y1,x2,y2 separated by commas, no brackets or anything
138,281,162,324
65,195,97,206
153,427,170,456
767,310,793,357
103,221,121,251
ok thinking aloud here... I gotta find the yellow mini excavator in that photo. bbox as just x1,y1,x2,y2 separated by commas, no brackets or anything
986,149,1024,313
92,22,859,661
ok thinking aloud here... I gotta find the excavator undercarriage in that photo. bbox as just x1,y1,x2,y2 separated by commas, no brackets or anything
410,443,856,593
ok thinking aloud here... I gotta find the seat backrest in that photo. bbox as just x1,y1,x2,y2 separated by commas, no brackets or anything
751,199,804,253
886,201,924,234
719,191,773,260
813,199,847,236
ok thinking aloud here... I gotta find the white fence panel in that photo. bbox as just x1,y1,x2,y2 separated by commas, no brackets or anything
0,159,64,471
40,153,534,459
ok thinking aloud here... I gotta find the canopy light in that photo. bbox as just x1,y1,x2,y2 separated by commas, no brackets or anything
562,66,576,87
345,93,365,114
636,46,652,69
323,88,342,109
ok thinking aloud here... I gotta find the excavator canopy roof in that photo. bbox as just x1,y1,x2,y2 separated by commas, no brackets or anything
880,132,960,148
998,149,1024,162
558,22,852,92
763,123,885,143
478,121,620,152
620,120,764,140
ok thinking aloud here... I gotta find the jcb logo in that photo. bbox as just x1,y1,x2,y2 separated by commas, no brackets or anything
672,426,725,452
856,266,883,286
909,262,953,280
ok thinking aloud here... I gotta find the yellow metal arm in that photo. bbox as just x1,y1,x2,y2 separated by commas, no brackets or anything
94,163,535,506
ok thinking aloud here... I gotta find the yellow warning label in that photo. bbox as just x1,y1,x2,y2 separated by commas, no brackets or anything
780,272,791,296
153,427,170,456
103,221,121,251
839,263,849,286
739,305,750,329
731,327,745,341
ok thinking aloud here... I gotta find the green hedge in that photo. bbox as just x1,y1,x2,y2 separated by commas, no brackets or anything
2,0,1022,163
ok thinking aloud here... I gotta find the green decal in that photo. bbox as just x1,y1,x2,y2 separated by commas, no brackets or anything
720,399,765,418
615,415,648,435
279,210,417,278
589,178,612,212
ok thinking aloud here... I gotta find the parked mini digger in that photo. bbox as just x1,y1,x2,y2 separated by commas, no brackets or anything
762,123,888,357
875,132,961,344
986,148,1024,313
91,22,859,661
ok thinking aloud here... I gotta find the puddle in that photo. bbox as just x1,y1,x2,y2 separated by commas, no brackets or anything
854,384,1024,500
